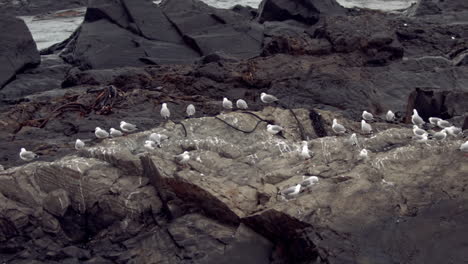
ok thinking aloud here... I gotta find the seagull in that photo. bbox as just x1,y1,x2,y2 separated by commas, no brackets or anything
332,119,346,134
267,124,283,135
445,126,462,137
437,119,451,129
260,92,278,104
236,99,248,109
75,139,85,150
415,132,428,143
144,140,156,150
460,141,468,152
433,129,447,140
429,117,442,126
149,133,168,146
362,111,373,121
110,128,124,137
299,141,311,160
413,125,426,137
160,103,170,119
300,176,319,188
361,120,372,134
348,133,359,146
95,127,109,139
281,184,301,198
175,151,190,165
386,110,395,122
222,98,233,110
120,121,137,132
359,149,369,160
19,148,38,161
186,104,196,117
411,109,425,126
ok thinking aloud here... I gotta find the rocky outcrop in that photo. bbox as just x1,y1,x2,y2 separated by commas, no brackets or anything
1,107,466,263
257,0,346,24
0,15,40,89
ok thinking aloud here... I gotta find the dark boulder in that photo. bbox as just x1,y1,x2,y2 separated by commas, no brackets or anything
161,0,264,59
257,0,346,25
0,15,40,89
407,0,442,16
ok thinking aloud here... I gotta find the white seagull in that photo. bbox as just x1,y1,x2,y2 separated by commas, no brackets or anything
236,99,248,109
260,92,278,104
267,124,283,135
445,126,462,137
281,184,301,198
144,140,156,150
411,109,425,126
300,176,319,187
110,128,124,137
299,141,311,160
386,110,395,122
412,125,426,137
95,127,109,139
222,98,233,110
149,133,168,146
160,103,171,119
460,141,468,152
361,120,372,134
75,139,85,150
437,119,451,129
19,148,38,161
415,132,428,143
332,119,346,134
433,129,447,140
120,121,137,132
362,111,373,121
359,149,369,160
175,151,190,165
429,117,441,126
186,104,196,117
348,133,359,146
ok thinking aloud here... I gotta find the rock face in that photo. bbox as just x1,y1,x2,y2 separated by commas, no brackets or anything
0,15,40,89
257,0,346,24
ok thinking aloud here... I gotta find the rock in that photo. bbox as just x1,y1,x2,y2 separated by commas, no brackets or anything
257,0,346,24
161,0,264,59
407,0,442,16
0,0,87,15
0,15,40,89
60,246,91,260
43,189,71,217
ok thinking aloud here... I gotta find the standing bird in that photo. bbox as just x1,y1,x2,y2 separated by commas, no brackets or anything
281,184,301,198
415,133,428,143
186,104,196,117
222,98,233,110
411,109,425,126
437,119,451,129
412,125,426,137
149,133,168,146
300,176,319,187
429,117,442,126
175,151,190,165
236,99,248,109
445,126,462,137
160,103,170,119
95,127,109,139
19,148,38,161
386,110,395,122
348,133,359,146
361,120,372,134
120,121,137,132
332,119,346,134
433,129,447,140
460,141,468,152
362,111,374,121
260,92,278,104
75,139,85,150
359,149,369,160
110,128,124,137
267,124,283,135
299,141,311,160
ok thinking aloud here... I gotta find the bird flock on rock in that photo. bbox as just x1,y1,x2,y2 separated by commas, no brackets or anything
11,92,467,199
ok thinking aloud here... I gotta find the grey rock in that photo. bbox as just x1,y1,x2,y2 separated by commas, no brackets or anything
43,189,71,217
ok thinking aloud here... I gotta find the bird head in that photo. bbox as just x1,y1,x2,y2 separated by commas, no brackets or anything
20,148,26,152
162,103,167,107
361,120,366,125
332,119,337,124
95,127,101,131
413,109,418,115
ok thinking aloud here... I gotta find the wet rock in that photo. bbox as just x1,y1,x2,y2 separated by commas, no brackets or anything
60,245,91,260
257,0,346,24
0,15,40,89
43,189,71,217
